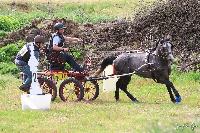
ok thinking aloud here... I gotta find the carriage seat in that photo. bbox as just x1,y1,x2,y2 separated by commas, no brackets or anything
49,62,65,71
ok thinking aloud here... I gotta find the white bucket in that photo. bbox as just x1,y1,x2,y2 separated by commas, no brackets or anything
103,76,118,92
103,65,119,92
21,94,52,110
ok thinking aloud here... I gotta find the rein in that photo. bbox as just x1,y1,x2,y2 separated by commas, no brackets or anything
146,50,158,82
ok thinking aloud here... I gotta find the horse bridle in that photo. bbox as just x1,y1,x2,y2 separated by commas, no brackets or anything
147,39,173,61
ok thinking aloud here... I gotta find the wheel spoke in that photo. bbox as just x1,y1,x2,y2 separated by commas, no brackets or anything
59,78,84,102
64,86,74,100
38,78,57,101
84,89,95,100
89,91,95,96
41,82,50,93
82,81,98,100
87,93,90,100
63,82,81,101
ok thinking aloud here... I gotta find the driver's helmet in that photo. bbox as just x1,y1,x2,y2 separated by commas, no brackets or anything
53,23,66,30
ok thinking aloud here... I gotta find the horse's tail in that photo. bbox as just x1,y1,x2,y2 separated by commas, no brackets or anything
93,55,117,77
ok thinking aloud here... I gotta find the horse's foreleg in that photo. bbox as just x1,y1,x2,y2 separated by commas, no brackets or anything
154,70,181,103
166,84,176,103
165,79,181,103
168,81,181,103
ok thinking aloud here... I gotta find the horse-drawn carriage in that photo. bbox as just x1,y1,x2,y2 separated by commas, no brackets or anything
20,38,182,104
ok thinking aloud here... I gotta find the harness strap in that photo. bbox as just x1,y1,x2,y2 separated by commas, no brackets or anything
147,51,158,82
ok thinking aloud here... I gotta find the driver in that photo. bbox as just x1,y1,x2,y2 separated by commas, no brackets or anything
47,22,84,72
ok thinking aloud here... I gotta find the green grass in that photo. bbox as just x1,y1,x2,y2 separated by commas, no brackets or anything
0,0,157,32
0,71,199,132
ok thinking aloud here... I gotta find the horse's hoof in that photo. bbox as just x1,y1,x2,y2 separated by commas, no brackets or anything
133,99,139,103
116,99,120,102
175,96,182,103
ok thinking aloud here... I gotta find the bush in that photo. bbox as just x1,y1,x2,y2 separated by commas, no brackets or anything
70,49,83,60
0,30,7,37
0,42,24,75
0,41,24,62
0,62,19,75
0,16,20,31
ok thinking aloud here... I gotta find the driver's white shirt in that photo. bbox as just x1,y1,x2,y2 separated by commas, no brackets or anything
53,36,61,46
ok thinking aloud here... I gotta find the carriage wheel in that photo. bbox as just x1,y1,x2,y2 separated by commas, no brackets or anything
83,80,99,101
38,78,57,101
59,78,84,102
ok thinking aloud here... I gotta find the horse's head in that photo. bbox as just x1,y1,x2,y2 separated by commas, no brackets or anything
156,39,175,62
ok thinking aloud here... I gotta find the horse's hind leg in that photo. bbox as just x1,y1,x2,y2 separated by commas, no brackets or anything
115,83,120,101
115,80,120,101
123,89,139,103
117,76,139,102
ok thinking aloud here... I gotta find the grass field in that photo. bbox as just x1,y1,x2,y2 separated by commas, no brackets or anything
0,70,200,132
0,0,157,24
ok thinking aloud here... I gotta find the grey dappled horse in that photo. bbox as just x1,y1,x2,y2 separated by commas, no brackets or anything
94,39,181,103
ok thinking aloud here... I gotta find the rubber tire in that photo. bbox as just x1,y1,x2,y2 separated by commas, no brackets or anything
83,80,99,101
59,78,84,102
38,77,57,101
